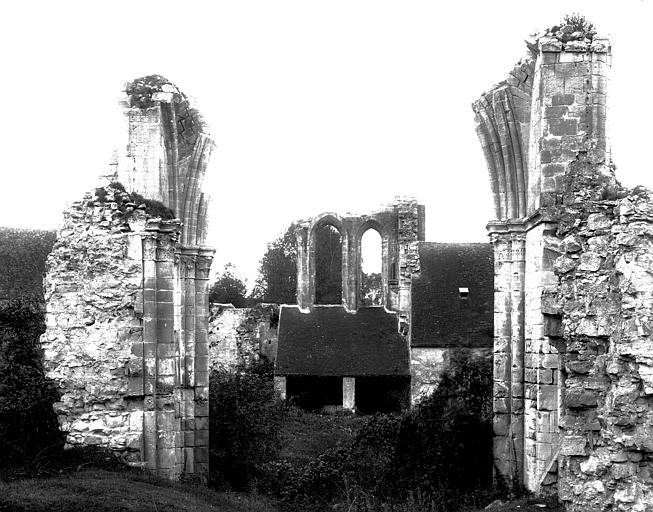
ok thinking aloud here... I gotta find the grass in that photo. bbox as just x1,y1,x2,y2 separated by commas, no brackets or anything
0,470,276,512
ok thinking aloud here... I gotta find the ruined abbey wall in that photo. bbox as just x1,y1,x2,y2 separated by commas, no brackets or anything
475,25,653,511
42,76,215,479
208,303,279,370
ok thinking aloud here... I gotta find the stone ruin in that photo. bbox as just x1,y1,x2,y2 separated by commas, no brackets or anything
474,24,653,511
41,76,215,478
34,19,653,511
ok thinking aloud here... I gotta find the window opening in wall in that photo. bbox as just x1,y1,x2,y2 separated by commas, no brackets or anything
459,287,469,299
315,224,342,305
361,228,382,306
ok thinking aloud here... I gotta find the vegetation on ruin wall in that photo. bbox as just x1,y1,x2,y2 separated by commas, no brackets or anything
93,182,176,220
209,352,498,511
0,298,63,476
126,75,205,160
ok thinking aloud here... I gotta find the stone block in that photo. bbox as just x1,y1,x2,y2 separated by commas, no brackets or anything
538,368,553,384
538,385,558,411
194,446,209,463
183,431,195,447
561,435,586,456
548,118,578,137
157,448,176,470
494,398,509,414
183,447,195,473
541,353,559,369
564,388,598,409
494,414,510,436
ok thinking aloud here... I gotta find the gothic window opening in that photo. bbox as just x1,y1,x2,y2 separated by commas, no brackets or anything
360,228,383,306
315,224,343,305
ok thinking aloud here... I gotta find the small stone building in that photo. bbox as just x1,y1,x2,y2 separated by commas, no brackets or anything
275,199,494,411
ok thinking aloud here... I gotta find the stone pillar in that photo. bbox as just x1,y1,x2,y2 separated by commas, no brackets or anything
343,377,355,411
193,249,213,476
509,233,526,480
140,233,159,472
274,376,287,400
489,228,526,484
295,225,311,309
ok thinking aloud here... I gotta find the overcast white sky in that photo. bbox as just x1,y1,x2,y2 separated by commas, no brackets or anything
1,1,652,288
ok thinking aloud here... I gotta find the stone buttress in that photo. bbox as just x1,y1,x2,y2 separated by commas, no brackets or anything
475,24,653,512
42,76,214,479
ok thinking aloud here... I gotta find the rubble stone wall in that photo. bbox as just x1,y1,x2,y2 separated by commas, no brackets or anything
208,303,279,370
551,179,653,511
42,190,153,464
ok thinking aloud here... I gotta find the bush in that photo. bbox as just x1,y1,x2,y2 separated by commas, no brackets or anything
389,351,495,509
262,351,495,511
208,360,285,490
0,298,64,476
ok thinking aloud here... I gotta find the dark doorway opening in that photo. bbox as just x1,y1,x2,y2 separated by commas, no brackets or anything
287,376,342,412
355,376,410,414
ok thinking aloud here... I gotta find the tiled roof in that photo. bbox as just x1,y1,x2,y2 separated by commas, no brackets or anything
276,305,409,376
411,242,493,348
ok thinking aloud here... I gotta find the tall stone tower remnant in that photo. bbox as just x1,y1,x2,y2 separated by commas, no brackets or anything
475,22,653,511
41,76,215,479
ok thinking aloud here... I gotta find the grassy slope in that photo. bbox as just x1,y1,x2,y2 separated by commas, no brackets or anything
0,470,276,512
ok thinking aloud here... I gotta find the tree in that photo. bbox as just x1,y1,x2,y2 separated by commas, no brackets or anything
209,264,249,307
315,224,342,304
361,272,382,306
250,226,297,304
250,222,344,305
0,298,63,470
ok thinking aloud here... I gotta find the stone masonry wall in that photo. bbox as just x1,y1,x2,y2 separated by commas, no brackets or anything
42,183,213,478
42,76,214,479
41,187,149,464
208,303,279,371
544,167,653,511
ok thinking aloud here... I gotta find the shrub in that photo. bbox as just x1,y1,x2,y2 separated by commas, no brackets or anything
208,360,285,491
130,192,176,220
263,351,495,511
389,351,494,509
0,298,64,476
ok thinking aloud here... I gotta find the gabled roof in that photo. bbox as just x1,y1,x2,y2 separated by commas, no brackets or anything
411,242,494,348
276,305,409,377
